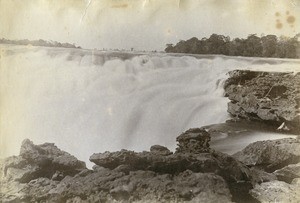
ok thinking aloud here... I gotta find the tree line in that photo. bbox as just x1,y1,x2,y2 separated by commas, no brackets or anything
165,34,300,58
0,38,81,49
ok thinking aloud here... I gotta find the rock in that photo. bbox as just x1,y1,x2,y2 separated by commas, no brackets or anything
1,129,279,203
1,139,86,183
176,128,211,153
90,149,144,170
90,149,218,174
21,139,86,170
1,156,29,182
0,139,86,202
51,171,65,181
0,180,27,202
274,162,300,183
16,170,232,203
90,129,250,183
113,164,132,175
233,138,300,172
224,70,300,133
90,128,256,203
150,145,172,155
250,168,277,184
250,179,300,203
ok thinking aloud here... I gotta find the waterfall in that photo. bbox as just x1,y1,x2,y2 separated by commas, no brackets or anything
1,45,299,166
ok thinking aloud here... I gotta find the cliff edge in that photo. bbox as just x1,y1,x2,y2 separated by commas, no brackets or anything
224,70,300,133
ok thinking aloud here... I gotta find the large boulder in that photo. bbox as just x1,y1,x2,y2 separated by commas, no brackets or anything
250,179,300,203
176,128,211,153
233,138,300,172
1,139,86,183
150,145,172,156
0,140,85,202
274,162,300,183
224,70,300,133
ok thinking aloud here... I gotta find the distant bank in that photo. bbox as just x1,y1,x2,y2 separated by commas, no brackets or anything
165,33,300,59
0,38,81,49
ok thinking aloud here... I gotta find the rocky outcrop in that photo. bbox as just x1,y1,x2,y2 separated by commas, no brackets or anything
11,169,232,203
90,128,256,202
1,139,86,184
176,128,211,153
250,179,300,203
222,70,300,202
1,129,263,203
232,137,300,202
274,162,300,183
1,129,299,202
0,139,87,202
89,129,216,175
233,138,300,172
224,70,300,133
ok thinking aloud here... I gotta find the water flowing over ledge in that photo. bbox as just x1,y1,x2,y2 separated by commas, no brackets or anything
1,45,300,166
1,45,300,202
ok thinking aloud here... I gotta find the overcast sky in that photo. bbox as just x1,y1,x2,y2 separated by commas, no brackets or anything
0,0,299,50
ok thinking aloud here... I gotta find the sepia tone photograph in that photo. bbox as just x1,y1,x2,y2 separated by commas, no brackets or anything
0,0,300,202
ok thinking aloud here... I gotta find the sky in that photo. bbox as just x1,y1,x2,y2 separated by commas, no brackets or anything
0,0,299,51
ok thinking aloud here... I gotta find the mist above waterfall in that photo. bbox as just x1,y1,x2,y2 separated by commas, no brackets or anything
1,45,300,166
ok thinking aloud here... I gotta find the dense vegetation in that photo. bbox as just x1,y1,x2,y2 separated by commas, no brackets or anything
0,38,81,49
165,34,300,58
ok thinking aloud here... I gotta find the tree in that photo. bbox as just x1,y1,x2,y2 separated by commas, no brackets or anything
261,35,277,57
184,37,200,53
243,34,262,57
173,40,189,53
207,34,227,54
164,33,299,58
231,38,245,56
165,44,174,52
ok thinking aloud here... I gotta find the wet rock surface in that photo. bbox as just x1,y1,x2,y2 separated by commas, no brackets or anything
274,162,300,183
1,129,299,202
176,128,211,153
1,139,86,184
233,138,300,202
1,129,261,203
233,138,300,172
224,70,300,133
250,179,300,203
0,139,86,202
90,128,256,202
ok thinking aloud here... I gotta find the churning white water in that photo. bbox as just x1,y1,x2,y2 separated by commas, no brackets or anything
1,45,300,166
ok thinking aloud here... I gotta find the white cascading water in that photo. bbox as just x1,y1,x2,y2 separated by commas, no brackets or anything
1,45,300,167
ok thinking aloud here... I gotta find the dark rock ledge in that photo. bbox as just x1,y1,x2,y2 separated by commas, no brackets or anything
1,129,300,203
0,129,240,203
223,70,300,203
224,70,300,133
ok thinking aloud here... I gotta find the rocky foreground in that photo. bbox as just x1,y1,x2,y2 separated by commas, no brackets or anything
1,70,300,202
1,129,300,203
